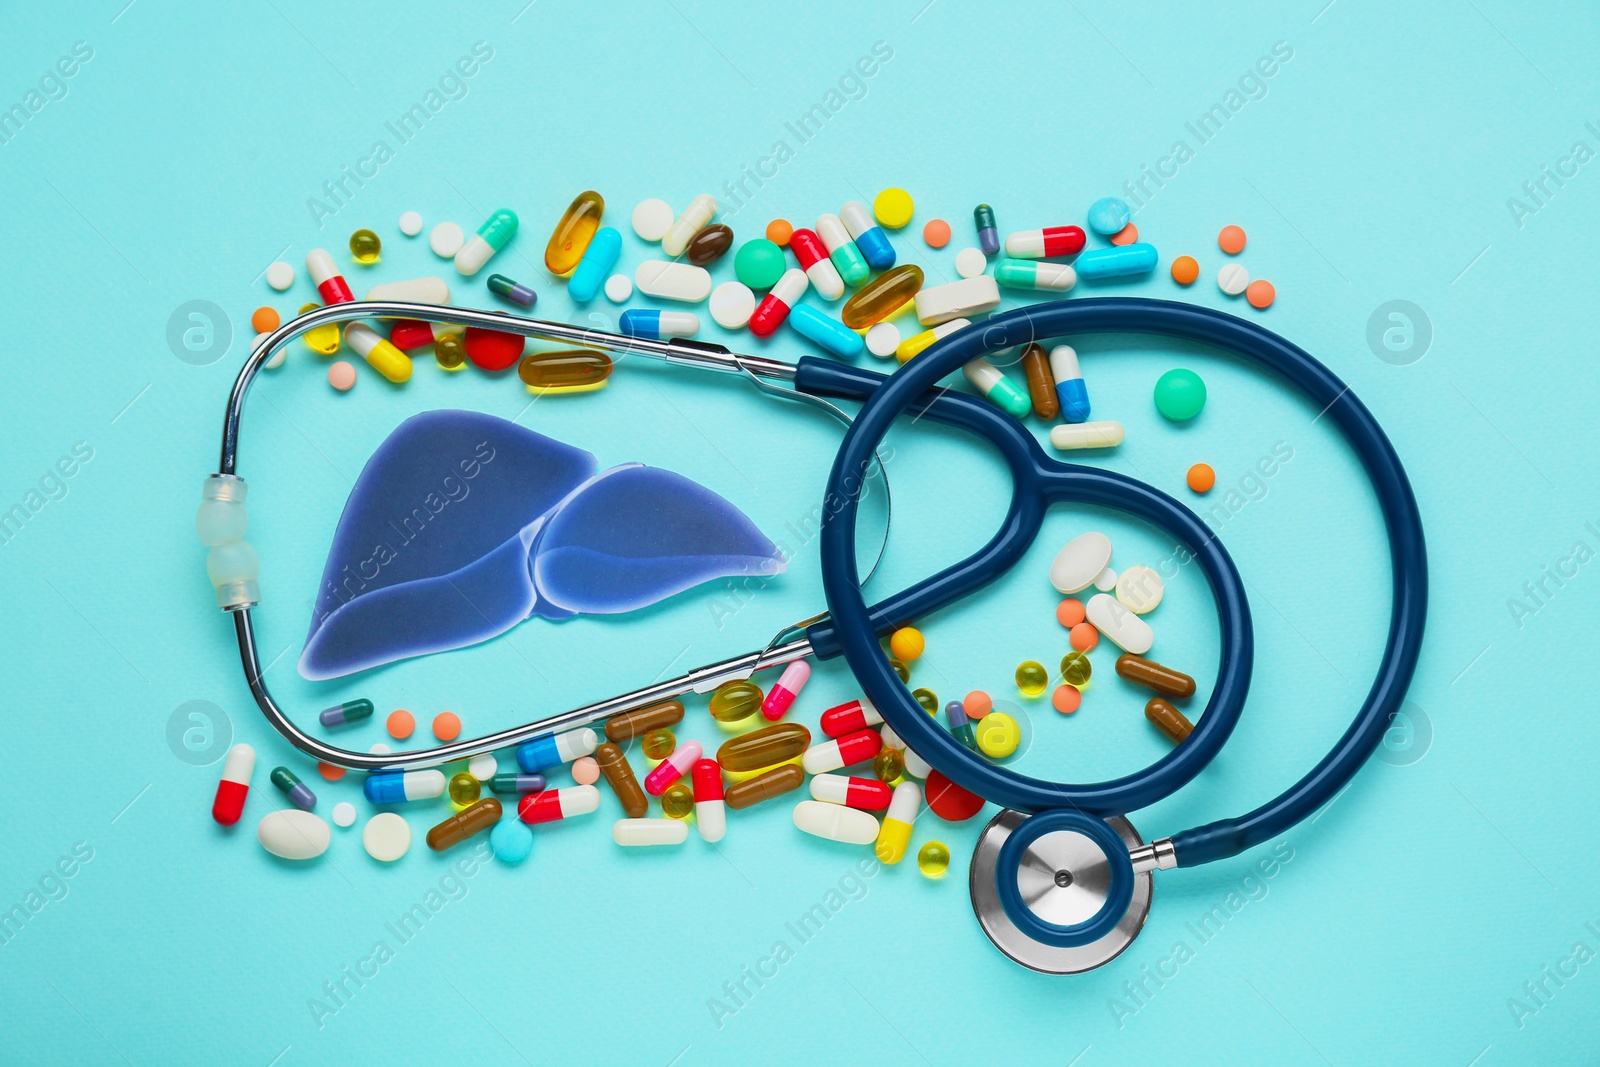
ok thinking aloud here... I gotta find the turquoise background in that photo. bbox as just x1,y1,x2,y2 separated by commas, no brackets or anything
3,0,1598,1062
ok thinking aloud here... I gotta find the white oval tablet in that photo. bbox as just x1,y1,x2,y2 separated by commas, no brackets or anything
913,275,1001,325
1085,592,1154,654
612,818,688,846
365,276,450,303
265,262,294,291
1218,263,1249,296
258,809,331,860
1115,565,1165,613
1094,566,1118,592
468,753,498,781
632,198,674,242
709,281,757,329
1050,532,1113,594
429,222,465,258
864,321,901,359
1049,421,1125,451
792,800,879,844
604,274,633,303
955,247,988,279
362,812,411,862
331,801,357,828
398,211,423,237
368,742,391,755
635,260,712,302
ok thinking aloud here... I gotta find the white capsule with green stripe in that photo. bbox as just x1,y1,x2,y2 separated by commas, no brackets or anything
994,258,1077,292
962,358,1031,419
816,214,870,286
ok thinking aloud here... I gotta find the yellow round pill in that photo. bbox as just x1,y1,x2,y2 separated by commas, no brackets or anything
888,626,924,662
976,712,1020,758
874,187,914,229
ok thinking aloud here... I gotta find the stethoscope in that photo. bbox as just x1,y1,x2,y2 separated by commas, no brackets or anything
208,296,1425,974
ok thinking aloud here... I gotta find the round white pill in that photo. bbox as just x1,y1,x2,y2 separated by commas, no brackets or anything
368,742,391,755
430,222,465,258
1115,565,1165,614
265,262,294,291
955,247,988,280
709,281,757,329
1094,566,1118,592
632,198,674,242
865,321,902,359
1217,263,1249,295
331,801,357,828
398,211,423,237
468,753,498,781
362,812,411,862
604,273,633,303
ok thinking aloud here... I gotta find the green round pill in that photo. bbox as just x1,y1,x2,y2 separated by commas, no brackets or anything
1154,368,1207,421
734,239,786,290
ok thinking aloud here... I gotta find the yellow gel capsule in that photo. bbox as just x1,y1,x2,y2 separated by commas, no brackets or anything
842,265,924,330
660,780,695,819
300,303,340,355
917,840,950,879
1015,661,1049,698
349,228,381,264
516,348,612,389
545,190,605,275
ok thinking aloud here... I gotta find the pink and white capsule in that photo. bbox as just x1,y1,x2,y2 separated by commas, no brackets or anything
306,249,354,304
761,661,811,720
692,758,726,843
643,740,702,795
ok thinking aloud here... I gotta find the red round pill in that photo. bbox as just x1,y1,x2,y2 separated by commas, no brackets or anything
925,769,985,821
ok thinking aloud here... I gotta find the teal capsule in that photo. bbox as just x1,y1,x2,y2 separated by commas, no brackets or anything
962,358,1031,420
270,767,317,811
319,698,373,727
974,204,999,256
487,274,537,307
457,208,518,276
1076,243,1158,280
946,701,981,754
818,214,870,286
994,259,1077,292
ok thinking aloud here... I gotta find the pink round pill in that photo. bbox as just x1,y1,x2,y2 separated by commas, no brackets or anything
328,361,357,391
571,756,600,785
963,690,993,719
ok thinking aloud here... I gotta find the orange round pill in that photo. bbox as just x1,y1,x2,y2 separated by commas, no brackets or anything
1109,223,1138,246
317,761,345,781
432,711,461,741
1170,255,1199,286
922,219,951,248
1069,622,1099,652
1187,463,1216,493
1056,598,1086,627
1246,279,1276,309
766,219,794,247
251,306,280,333
386,709,415,739
1218,225,1246,255
1051,685,1082,714
963,690,993,719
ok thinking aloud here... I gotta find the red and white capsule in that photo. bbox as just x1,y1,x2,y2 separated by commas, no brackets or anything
306,249,354,304
809,773,892,811
788,228,845,300
517,784,601,824
820,697,882,738
389,320,461,351
761,660,811,721
749,268,808,337
644,740,702,796
212,743,255,826
1004,226,1087,259
692,759,726,843
801,728,883,775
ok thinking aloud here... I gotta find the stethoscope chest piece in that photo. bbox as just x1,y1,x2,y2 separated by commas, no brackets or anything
970,810,1151,974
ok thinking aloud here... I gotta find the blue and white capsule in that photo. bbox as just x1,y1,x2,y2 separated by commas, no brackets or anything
788,303,864,359
816,214,870,286
841,201,895,271
619,309,700,340
516,726,599,773
568,226,621,302
1049,345,1090,423
363,769,447,804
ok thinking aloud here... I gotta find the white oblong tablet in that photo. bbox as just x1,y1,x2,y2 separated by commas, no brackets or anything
864,321,901,359
1086,592,1154,654
1049,421,1125,451
265,262,294,291
1115,565,1165,613
612,818,689,846
1218,263,1249,295
604,274,633,303
1050,531,1113,594
362,812,412,862
632,198,674,242
635,260,713,302
955,247,988,279
913,275,1001,326
365,276,451,303
331,802,357,828
258,809,331,860
398,211,423,237
1094,566,1118,592
792,800,879,845
709,281,757,329
429,222,465,258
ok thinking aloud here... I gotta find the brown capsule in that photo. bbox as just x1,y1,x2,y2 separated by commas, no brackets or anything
686,224,734,267
604,700,684,743
717,722,811,773
1145,699,1194,744
1117,654,1196,699
1020,343,1060,420
425,797,502,851
724,763,804,810
594,742,648,818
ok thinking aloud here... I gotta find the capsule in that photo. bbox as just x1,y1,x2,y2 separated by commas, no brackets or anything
1146,698,1194,743
692,759,727,842
816,214,870,286
717,722,812,772
878,723,932,778
749,268,808,337
487,274,537,307
661,194,718,258
764,662,813,724
944,701,983,755
305,249,353,304
1020,343,1059,420
962,358,1031,419
820,697,882,738
643,740,702,795
568,226,622,302
974,204,1000,257
364,769,447,804
619,309,699,340
875,781,921,864
517,784,601,824
319,698,373,728
788,304,863,359
426,797,502,851
1049,344,1091,423
604,700,685,743
802,728,883,775
583,742,644,818
270,767,317,811
793,800,880,845
708,683,763,724
841,265,923,330
343,322,413,384
1076,243,1159,280
1117,654,1197,699
809,773,892,811
516,727,599,772
458,209,519,276
1050,420,1124,450
488,772,547,795
788,229,845,301
613,818,689,846
725,763,804,809
545,192,604,275
896,317,969,363
686,223,734,267
1004,225,1086,259
518,348,612,391
211,743,255,826
994,259,1077,292
841,201,895,270
388,320,462,351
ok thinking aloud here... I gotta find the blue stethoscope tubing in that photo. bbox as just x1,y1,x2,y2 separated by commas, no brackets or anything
808,297,1426,869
